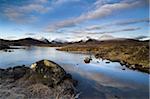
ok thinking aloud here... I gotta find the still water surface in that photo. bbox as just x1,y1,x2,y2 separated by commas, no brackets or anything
0,47,149,99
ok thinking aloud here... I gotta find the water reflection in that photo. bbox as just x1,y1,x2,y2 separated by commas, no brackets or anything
0,47,149,99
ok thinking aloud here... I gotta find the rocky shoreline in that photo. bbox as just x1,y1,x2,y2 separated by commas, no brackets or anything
0,44,21,52
58,40,149,74
0,44,10,50
58,48,149,74
95,52,149,74
95,55,149,73
0,60,78,99
58,49,149,73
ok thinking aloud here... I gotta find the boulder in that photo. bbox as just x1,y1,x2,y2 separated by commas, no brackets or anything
30,59,66,86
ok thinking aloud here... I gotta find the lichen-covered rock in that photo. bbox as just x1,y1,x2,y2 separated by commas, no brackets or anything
30,59,66,86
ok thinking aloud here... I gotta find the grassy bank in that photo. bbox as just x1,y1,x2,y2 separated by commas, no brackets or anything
58,39,149,73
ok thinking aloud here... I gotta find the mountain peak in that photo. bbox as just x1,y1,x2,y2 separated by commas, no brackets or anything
99,35,115,40
39,37,50,43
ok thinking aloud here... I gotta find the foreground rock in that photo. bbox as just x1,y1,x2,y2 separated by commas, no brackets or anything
0,60,78,99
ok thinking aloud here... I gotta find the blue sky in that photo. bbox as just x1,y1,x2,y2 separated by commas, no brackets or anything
0,0,149,41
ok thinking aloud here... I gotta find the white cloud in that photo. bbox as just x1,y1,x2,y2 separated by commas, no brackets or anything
2,0,82,24
25,33,36,36
4,7,38,23
87,27,141,34
85,18,149,30
71,27,141,35
20,3,51,14
45,0,141,32
52,0,81,5
3,1,50,23
38,0,49,3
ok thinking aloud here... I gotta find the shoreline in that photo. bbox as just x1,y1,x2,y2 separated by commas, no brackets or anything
58,49,149,73
96,56,149,74
1,45,149,74
95,53,149,74
0,46,149,98
57,49,149,74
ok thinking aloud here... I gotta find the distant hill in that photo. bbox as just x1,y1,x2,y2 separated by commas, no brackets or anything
0,38,49,46
0,37,149,47
59,37,149,49
0,37,71,47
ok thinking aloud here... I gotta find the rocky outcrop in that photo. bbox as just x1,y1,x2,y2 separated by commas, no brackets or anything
0,44,10,50
0,60,78,99
0,66,29,80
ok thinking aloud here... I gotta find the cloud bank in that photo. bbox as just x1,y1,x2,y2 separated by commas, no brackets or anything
86,18,149,30
2,0,80,23
45,0,145,32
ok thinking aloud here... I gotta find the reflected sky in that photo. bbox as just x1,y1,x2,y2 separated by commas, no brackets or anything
0,47,149,99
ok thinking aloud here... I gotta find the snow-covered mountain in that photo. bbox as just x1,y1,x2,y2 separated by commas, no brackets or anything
98,35,115,40
51,38,68,44
39,37,50,43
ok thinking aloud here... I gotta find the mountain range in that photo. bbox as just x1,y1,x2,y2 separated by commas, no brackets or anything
0,38,48,46
0,36,149,47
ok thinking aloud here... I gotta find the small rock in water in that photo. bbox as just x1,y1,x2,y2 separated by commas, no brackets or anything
8,50,12,52
84,57,92,63
122,68,126,70
105,61,110,64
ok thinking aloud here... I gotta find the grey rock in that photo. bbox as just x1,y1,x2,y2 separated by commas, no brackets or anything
30,59,66,86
